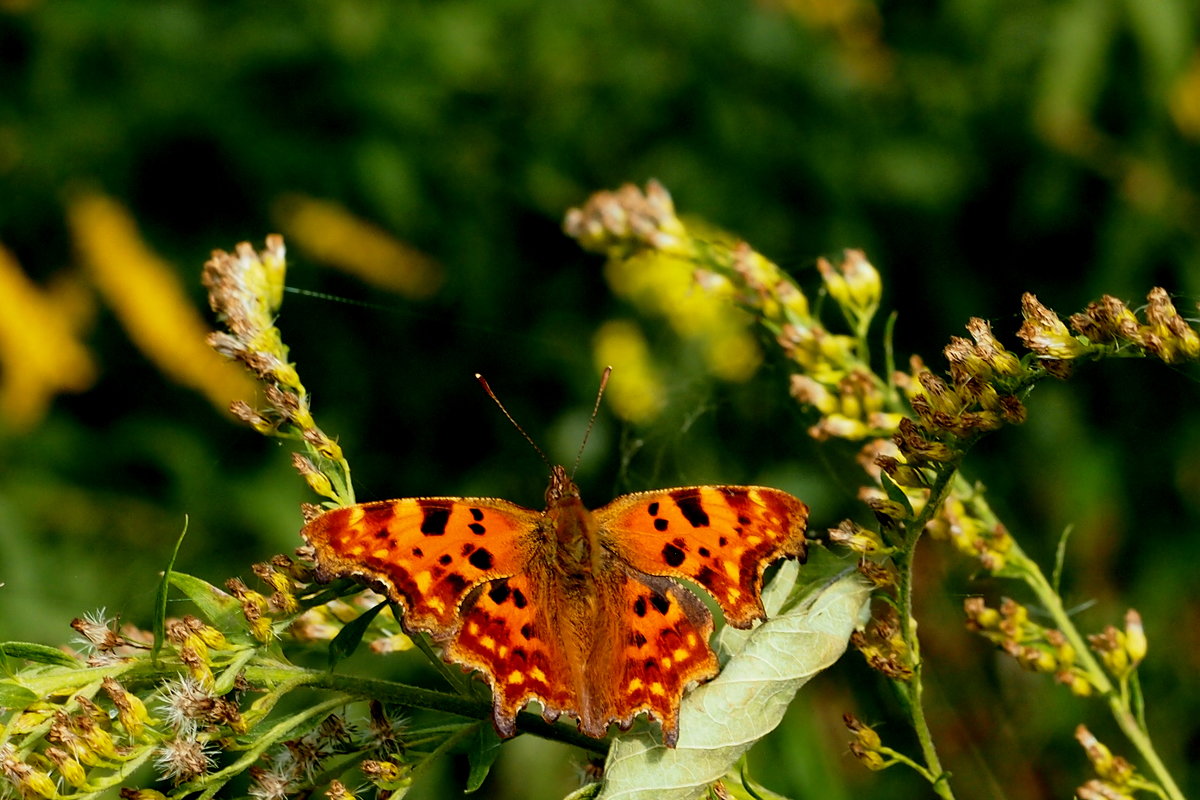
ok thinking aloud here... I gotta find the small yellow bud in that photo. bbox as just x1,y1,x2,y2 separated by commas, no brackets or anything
361,759,410,791
1017,293,1088,360
848,741,888,771
44,747,88,789
1123,609,1147,666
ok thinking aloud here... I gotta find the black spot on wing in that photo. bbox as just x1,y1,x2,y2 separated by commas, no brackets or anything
468,523,486,535
662,543,685,567
488,580,510,605
633,596,647,617
470,507,484,521
647,501,660,516
418,501,451,535
675,493,710,528
511,588,528,609
438,554,452,565
468,548,494,571
650,592,671,615
654,518,669,532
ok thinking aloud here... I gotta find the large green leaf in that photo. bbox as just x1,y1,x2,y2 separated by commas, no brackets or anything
595,563,870,800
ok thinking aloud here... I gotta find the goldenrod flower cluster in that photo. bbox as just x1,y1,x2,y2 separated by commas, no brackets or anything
849,606,913,681
1075,724,1159,800
1021,288,1200,366
0,554,422,800
564,182,767,421
963,597,1087,690
564,181,905,438
203,237,354,506
924,493,1013,572
964,597,1148,706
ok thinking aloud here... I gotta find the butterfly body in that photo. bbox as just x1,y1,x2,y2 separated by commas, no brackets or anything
302,464,809,746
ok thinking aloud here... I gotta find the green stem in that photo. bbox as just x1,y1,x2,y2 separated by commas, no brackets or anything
890,461,963,799
240,665,610,756
962,482,1185,800
1016,554,1185,800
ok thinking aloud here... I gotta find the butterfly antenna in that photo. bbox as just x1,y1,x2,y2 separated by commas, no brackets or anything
571,366,611,478
476,373,551,468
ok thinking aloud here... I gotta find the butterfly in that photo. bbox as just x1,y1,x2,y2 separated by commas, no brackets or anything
300,377,809,746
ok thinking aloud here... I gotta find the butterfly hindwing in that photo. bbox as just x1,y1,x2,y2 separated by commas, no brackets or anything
595,486,810,628
302,497,539,636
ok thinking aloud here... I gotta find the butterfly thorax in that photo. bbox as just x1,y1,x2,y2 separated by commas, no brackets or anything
543,465,603,579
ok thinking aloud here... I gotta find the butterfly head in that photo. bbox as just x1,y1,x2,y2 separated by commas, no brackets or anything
546,464,582,505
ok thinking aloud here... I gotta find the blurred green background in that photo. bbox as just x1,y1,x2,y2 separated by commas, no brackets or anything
1,0,1199,797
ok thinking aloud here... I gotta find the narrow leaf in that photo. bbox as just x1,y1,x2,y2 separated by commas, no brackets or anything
879,470,915,518
464,722,503,793
597,571,871,800
154,515,191,658
0,641,80,668
328,598,387,667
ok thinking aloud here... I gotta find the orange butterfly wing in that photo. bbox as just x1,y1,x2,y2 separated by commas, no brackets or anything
301,497,538,636
301,477,809,747
595,485,810,628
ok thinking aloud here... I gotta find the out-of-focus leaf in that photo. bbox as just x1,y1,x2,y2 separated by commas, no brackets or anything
0,641,79,669
1123,0,1192,91
595,566,870,800
1033,0,1119,143
464,722,503,793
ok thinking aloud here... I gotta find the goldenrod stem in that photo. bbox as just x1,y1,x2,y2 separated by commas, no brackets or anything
964,484,1186,800
890,461,963,799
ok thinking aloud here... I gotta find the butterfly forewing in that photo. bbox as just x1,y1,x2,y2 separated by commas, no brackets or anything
595,486,810,628
301,497,539,635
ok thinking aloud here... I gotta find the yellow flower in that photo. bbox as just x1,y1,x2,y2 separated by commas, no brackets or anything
0,244,97,429
67,192,257,413
275,194,442,298
592,320,665,423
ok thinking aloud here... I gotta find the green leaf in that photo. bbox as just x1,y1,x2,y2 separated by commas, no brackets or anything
879,470,915,518
168,571,243,629
464,722,503,793
596,570,871,800
154,515,191,659
0,680,38,708
0,641,80,668
328,598,387,667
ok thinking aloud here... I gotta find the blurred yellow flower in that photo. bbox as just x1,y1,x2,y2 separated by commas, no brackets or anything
1169,54,1200,140
605,250,762,383
68,191,257,414
274,195,442,298
593,320,665,424
0,244,96,429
